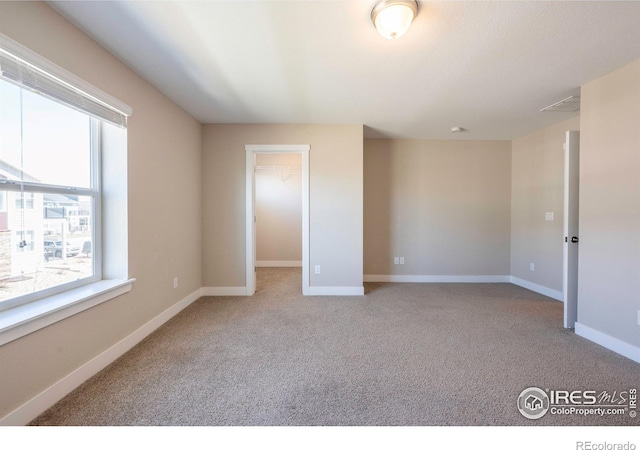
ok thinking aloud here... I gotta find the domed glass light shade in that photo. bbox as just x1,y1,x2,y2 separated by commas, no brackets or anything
371,0,418,40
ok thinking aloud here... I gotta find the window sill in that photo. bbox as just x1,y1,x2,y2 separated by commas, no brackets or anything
0,278,135,347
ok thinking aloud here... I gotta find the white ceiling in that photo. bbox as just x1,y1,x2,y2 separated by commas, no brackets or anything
49,1,640,140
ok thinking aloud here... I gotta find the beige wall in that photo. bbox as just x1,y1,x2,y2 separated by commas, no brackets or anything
578,59,640,348
255,153,302,263
511,117,580,292
0,2,202,419
364,139,511,276
202,124,363,288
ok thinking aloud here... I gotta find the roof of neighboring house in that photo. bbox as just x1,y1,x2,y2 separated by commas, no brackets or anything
0,160,40,183
43,193,79,205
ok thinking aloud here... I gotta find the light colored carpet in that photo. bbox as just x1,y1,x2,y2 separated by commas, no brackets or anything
30,268,640,426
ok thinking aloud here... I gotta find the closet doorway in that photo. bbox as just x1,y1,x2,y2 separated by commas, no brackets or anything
245,145,310,295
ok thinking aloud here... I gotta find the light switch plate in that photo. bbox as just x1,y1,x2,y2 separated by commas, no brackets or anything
545,212,554,221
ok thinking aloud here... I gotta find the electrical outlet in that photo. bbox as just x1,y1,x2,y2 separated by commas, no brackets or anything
394,257,399,265
399,257,405,265
315,265,321,274
529,263,535,272
173,277,178,289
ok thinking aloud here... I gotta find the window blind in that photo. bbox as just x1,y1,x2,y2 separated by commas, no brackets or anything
0,33,131,128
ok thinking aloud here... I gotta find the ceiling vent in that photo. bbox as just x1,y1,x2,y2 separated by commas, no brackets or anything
540,96,580,112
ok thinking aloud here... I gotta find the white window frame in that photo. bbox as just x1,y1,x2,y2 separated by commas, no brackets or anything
0,109,102,312
0,33,134,347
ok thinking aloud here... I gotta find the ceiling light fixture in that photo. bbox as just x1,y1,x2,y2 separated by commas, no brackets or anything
371,0,419,40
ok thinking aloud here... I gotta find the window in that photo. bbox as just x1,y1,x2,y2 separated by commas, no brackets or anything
0,77,99,308
0,34,132,322
14,192,34,209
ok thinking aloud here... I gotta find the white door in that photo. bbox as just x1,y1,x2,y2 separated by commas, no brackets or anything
563,130,580,328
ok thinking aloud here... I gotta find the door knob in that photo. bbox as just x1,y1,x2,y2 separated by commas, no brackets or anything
571,236,579,243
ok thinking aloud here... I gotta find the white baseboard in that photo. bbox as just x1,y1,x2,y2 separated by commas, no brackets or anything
364,274,511,283
364,274,563,302
201,286,248,296
509,276,563,301
0,288,204,426
307,286,365,296
256,261,302,267
575,322,640,364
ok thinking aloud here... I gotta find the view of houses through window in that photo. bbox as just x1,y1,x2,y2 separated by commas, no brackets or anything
0,77,97,307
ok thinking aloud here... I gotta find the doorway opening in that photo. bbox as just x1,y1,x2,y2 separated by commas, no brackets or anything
245,145,310,295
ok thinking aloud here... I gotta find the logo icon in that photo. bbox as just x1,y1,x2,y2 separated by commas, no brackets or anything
518,387,550,419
